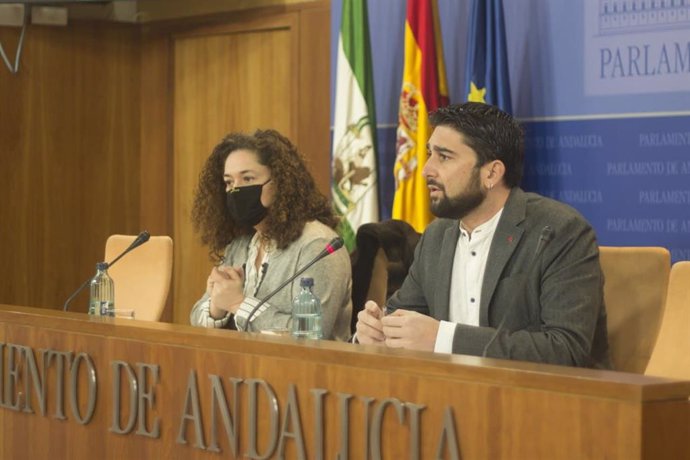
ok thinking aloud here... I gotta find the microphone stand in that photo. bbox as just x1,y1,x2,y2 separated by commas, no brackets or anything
241,237,344,331
62,231,150,312
62,278,94,313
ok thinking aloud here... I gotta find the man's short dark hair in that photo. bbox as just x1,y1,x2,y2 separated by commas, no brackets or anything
429,102,524,187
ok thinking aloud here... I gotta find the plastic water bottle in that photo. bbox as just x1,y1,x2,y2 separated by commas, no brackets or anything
88,262,114,316
291,277,322,339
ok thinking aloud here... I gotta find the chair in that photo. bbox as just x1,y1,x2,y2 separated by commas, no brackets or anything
645,261,690,380
350,220,421,333
600,246,670,373
104,234,173,322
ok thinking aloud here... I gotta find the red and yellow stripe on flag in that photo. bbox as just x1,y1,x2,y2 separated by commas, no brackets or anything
393,0,449,233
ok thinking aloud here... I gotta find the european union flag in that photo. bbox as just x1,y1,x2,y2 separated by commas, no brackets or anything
464,0,512,114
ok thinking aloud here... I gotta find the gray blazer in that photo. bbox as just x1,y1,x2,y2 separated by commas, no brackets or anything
388,188,611,368
190,221,352,341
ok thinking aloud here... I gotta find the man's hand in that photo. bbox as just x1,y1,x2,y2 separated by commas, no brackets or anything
355,301,387,345
382,309,440,351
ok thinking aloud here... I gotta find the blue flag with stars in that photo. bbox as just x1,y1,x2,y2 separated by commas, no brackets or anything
464,0,512,113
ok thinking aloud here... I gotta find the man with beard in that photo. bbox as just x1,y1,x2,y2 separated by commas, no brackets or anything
355,102,610,368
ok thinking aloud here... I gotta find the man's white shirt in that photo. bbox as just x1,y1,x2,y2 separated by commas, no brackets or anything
434,209,504,353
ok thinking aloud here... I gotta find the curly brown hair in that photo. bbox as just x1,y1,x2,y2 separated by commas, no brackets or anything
192,129,338,259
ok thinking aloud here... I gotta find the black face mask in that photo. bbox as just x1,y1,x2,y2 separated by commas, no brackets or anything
226,179,271,228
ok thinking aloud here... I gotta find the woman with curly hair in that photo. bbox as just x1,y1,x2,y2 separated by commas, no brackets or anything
189,129,352,340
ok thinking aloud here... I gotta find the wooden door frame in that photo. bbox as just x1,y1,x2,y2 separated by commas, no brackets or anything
140,2,330,323
171,13,301,143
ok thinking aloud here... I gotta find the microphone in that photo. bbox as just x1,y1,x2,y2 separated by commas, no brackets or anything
104,231,150,269
241,237,344,331
62,231,151,312
482,225,553,357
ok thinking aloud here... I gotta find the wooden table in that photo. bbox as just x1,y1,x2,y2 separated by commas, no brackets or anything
0,304,688,459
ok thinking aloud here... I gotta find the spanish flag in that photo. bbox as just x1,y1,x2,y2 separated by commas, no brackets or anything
392,0,449,233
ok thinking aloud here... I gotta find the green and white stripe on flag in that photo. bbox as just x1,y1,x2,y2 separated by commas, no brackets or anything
331,0,379,253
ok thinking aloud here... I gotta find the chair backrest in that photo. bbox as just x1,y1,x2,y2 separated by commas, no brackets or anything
350,247,389,333
104,234,173,322
645,261,690,380
367,247,389,308
600,246,670,373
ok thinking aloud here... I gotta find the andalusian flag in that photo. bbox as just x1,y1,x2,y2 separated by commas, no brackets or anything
393,0,449,233
465,0,512,113
331,0,379,252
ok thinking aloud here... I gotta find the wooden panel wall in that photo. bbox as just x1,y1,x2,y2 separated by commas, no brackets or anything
0,1,331,322
297,5,332,195
0,24,141,312
139,29,172,237
137,0,319,22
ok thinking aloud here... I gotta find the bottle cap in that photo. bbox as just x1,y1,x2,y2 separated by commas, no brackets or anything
300,277,314,287
96,262,108,270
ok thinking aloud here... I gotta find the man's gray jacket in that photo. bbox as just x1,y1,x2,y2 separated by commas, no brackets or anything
387,188,611,368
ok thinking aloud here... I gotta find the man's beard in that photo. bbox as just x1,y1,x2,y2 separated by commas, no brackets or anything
429,169,485,220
